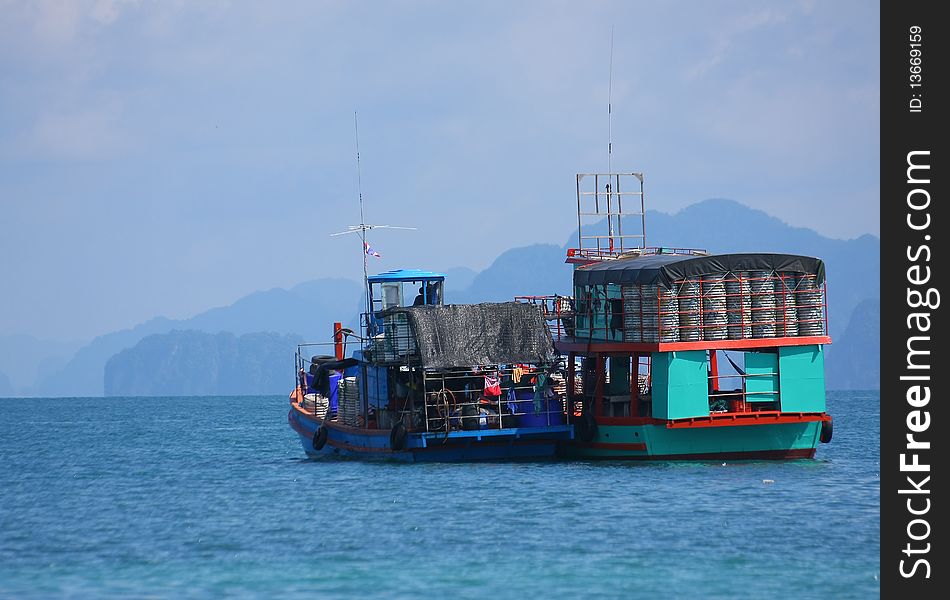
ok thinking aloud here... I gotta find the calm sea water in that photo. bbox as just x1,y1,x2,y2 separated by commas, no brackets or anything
0,391,879,599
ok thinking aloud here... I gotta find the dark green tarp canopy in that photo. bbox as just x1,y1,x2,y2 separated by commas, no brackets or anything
573,253,825,288
378,302,556,369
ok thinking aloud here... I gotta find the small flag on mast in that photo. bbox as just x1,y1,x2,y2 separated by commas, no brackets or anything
363,241,381,258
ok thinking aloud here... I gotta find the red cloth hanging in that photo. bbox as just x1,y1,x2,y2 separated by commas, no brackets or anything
483,375,502,397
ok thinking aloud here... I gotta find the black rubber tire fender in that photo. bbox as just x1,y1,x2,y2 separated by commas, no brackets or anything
574,411,598,443
583,411,598,442
390,422,408,451
312,426,328,451
820,416,833,444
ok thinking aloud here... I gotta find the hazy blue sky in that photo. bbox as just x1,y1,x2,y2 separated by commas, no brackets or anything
1,0,879,341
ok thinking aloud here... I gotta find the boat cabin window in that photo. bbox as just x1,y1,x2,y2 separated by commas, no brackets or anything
408,281,442,306
590,354,653,418
422,281,442,305
381,283,403,309
372,279,443,311
367,276,446,337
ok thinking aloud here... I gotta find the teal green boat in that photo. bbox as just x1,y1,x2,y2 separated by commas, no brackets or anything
521,173,832,460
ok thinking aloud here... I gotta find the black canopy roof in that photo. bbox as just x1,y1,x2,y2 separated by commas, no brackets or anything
573,252,825,288
377,302,556,369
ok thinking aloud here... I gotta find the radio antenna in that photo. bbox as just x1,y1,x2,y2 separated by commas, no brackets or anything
606,26,615,251
355,113,369,242
331,111,417,321
354,111,369,312
608,24,614,176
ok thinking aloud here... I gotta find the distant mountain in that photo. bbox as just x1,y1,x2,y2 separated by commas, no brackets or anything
451,244,574,304
641,199,880,339
36,278,361,397
33,317,175,398
182,278,361,340
34,197,881,397
465,199,878,389
442,267,478,298
825,299,880,390
0,370,13,397
0,334,85,395
446,199,878,338
104,330,303,396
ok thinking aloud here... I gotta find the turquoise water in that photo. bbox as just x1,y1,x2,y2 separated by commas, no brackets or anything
0,391,879,598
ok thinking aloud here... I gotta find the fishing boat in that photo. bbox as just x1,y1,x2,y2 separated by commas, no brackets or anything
516,172,833,460
288,272,574,461
288,117,572,462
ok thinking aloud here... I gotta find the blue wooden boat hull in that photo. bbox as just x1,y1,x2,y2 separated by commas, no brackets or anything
289,405,572,462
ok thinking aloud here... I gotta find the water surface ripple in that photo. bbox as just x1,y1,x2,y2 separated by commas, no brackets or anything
0,392,879,598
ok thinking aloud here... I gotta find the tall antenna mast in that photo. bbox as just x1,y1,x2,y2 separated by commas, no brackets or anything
354,111,370,315
608,24,614,176
331,112,417,322
606,25,616,251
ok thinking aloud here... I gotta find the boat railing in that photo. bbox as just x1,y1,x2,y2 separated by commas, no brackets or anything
706,367,780,414
574,172,648,257
292,341,343,418
538,271,828,346
513,295,575,340
376,364,568,435
564,351,782,419
359,311,418,364
294,340,571,434
565,246,708,265
295,341,331,371
294,341,341,377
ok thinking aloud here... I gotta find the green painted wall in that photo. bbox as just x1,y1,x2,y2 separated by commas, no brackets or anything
568,420,823,458
573,285,594,339
606,284,623,341
778,345,826,412
574,284,624,341
651,350,709,420
607,356,630,395
745,351,779,403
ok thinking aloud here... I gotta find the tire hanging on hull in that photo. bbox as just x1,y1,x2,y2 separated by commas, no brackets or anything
574,410,598,443
312,426,328,450
390,422,408,451
820,416,833,443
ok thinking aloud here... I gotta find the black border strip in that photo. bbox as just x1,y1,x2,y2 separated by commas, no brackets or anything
881,1,945,595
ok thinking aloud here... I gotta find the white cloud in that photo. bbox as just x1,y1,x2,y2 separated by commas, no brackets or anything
685,7,790,79
6,0,140,49
91,0,137,25
6,104,128,161
31,0,84,46
0,0,881,341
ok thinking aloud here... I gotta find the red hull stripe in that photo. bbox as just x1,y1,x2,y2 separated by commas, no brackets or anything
584,442,648,451
288,411,309,437
592,413,827,428
323,438,550,453
556,335,831,353
665,412,829,428
570,447,816,460
290,403,390,436
291,407,552,453
594,417,666,426
326,438,395,453
417,440,551,451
